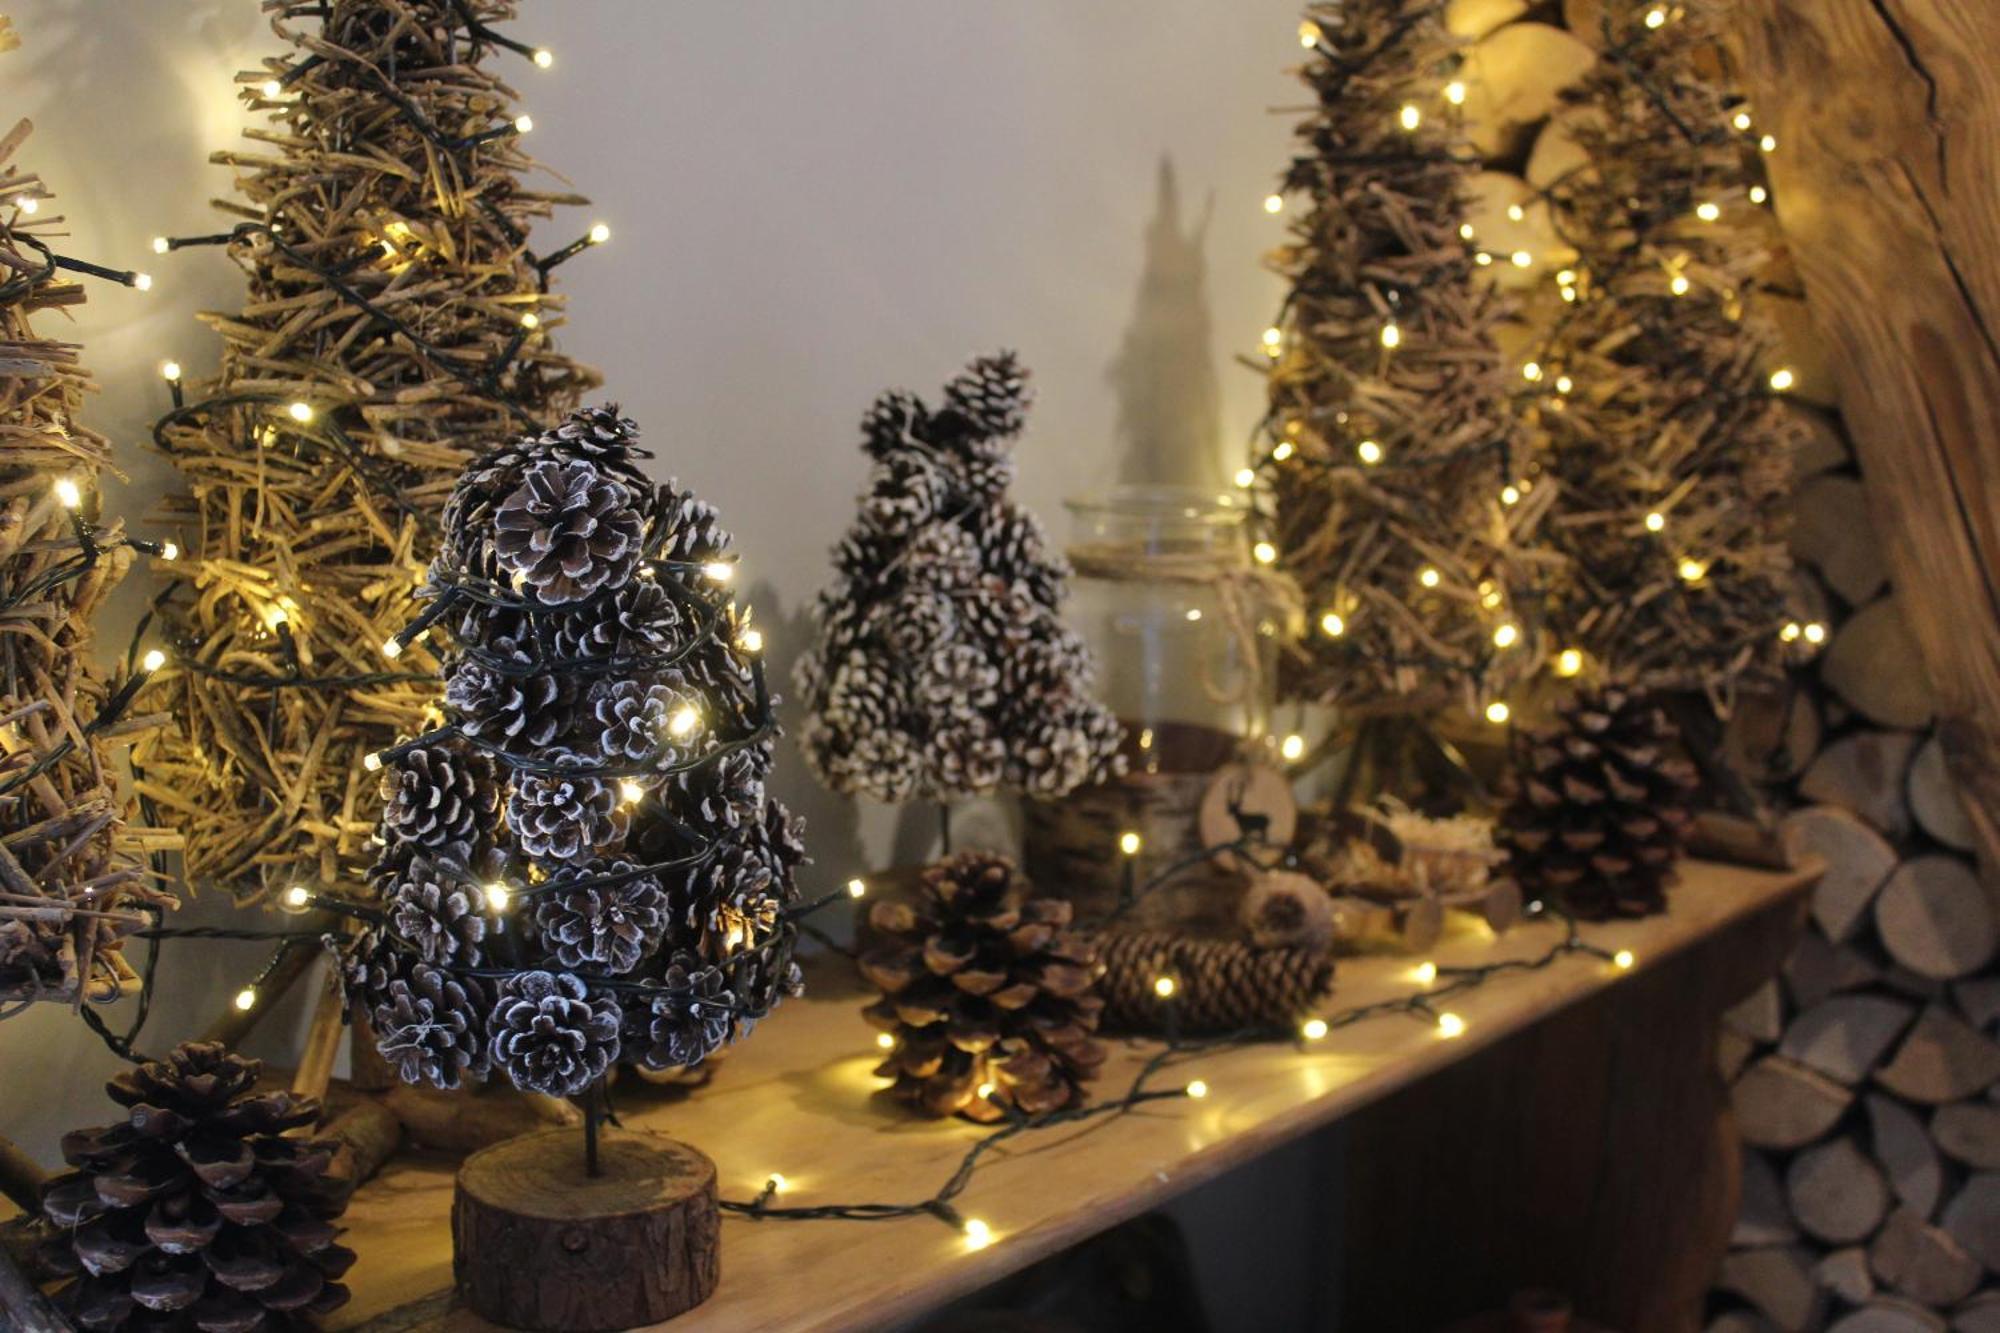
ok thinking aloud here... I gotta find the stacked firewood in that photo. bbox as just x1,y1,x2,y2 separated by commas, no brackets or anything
1706,380,1998,1327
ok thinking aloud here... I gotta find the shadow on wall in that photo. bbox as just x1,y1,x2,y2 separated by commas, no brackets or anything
1107,157,1225,495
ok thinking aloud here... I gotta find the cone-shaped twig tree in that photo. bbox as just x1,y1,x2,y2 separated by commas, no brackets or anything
1261,2,1531,718
341,407,804,1125
0,20,178,1009
142,0,601,902
795,352,1123,808
1514,0,1796,702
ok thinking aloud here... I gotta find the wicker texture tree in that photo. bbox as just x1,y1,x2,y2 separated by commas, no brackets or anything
795,353,1123,807
1262,1,1530,717
142,0,601,902
1516,0,1796,699
344,405,803,1108
0,22,177,1008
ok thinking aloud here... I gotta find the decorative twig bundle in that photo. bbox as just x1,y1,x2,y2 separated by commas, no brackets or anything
1515,0,1797,700
1262,0,1532,716
141,0,600,902
0,28,179,1010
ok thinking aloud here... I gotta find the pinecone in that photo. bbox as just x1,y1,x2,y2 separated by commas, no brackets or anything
493,458,645,604
941,351,1032,446
542,402,649,466
39,1042,354,1331
377,744,496,854
384,857,488,967
625,961,734,1071
859,851,1104,1123
444,644,575,750
1093,931,1335,1035
1496,687,1699,920
652,482,732,567
588,679,685,766
486,970,623,1097
507,769,621,864
860,389,926,461
551,579,683,663
335,924,403,1016
373,965,491,1090
531,863,668,974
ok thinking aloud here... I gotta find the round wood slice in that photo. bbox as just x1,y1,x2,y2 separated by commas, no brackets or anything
1867,1093,1944,1220
1868,1207,1981,1307
1799,730,1922,840
1197,763,1297,872
1874,855,1997,981
1942,1173,2000,1272
1932,1102,2000,1169
1787,1136,1890,1244
1908,735,1978,853
1823,598,1938,730
453,1128,719,1331
1783,806,1898,944
1792,475,1889,606
1786,403,1852,479
1723,687,1824,785
1734,1055,1853,1150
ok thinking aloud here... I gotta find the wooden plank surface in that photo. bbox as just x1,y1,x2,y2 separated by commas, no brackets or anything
336,859,1818,1333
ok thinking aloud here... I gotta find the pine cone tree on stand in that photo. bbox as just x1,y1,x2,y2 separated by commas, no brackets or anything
860,851,1105,1123
1496,687,1699,920
38,1042,354,1331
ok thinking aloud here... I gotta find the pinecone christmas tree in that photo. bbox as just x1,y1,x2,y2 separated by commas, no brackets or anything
38,1042,354,1331
347,405,804,1100
1094,930,1335,1036
1496,687,1699,920
860,851,1105,1123
795,353,1123,805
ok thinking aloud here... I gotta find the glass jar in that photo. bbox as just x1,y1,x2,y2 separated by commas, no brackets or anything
1022,487,1279,931
1063,486,1274,766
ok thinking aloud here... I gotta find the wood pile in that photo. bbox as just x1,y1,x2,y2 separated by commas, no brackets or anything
1707,368,1997,1332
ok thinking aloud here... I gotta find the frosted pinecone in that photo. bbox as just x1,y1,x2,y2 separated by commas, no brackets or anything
843,728,923,803
494,459,645,604
960,453,1018,498
543,402,648,466
823,650,905,733
508,769,621,864
861,454,944,537
921,642,1001,713
378,744,496,854
653,482,732,566
678,747,767,832
903,522,983,591
860,389,927,462
941,351,1032,446
1016,706,1126,798
626,961,734,1070
955,574,1039,646
531,863,668,974
881,588,957,658
486,971,622,1097
445,641,575,749
589,680,686,766
336,924,404,1016
373,965,491,1090
931,716,1008,795
385,857,488,966
552,579,683,663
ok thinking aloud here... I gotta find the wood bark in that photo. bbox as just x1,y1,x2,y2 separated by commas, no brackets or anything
452,1128,719,1331
1733,0,2000,887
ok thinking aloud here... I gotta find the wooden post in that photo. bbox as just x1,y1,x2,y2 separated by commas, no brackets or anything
452,1127,720,1331
1730,0,2000,886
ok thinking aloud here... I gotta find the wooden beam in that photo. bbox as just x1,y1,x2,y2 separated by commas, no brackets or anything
1731,0,2000,884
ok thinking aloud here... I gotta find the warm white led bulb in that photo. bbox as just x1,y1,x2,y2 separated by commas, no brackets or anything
1769,367,1796,392
520,311,541,329
1252,541,1277,565
1119,831,1143,857
738,628,764,653
1356,440,1384,466
1521,361,1544,383
1444,81,1466,106
1320,611,1346,637
161,360,183,382
875,1032,895,1050
1644,511,1667,533
1185,1079,1209,1100
514,114,534,133
703,561,734,582
1613,949,1636,970
287,400,314,423
1678,558,1709,583
141,649,167,673
362,751,382,772
233,987,258,1012
668,705,700,738
53,478,82,509
133,273,154,292
1301,1018,1329,1041
1644,7,1668,28
485,883,511,913
1380,323,1402,349
161,541,180,561
284,885,311,909
1437,1012,1467,1038
1696,201,1722,222
1263,194,1284,214
1556,648,1584,677
1398,104,1422,132
1418,566,1441,589
1413,961,1438,986
1492,622,1519,649
381,637,402,659
847,878,867,899
1234,467,1256,489
533,48,554,68
1510,250,1532,268
1485,701,1511,724
1153,975,1177,999
1298,20,1322,47
1501,485,1521,506
1280,734,1305,762
618,778,645,806
16,195,38,215
588,222,611,244
962,1219,994,1251
153,236,172,256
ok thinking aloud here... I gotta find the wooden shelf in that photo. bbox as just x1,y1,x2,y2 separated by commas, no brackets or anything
335,859,1817,1332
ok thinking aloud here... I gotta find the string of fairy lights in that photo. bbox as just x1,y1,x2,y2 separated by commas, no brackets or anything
1246,2,1826,746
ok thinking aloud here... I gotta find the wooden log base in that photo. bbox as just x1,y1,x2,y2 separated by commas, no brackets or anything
453,1128,719,1331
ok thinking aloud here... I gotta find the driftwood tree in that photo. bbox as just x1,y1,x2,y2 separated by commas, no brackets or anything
1731,0,2000,887
142,0,600,903
0,19,177,1011
1515,0,1797,704
1262,0,1530,719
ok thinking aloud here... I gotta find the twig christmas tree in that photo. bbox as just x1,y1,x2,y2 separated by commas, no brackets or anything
796,352,1123,811
1514,0,1796,701
343,406,803,1132
1260,1,1531,718
141,0,602,903
0,21,178,1009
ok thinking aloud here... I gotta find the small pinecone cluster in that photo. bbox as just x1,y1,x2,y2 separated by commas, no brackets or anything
1496,686,1699,920
795,353,1124,804
1094,931,1335,1035
352,405,805,1099
39,1042,354,1331
860,851,1105,1122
